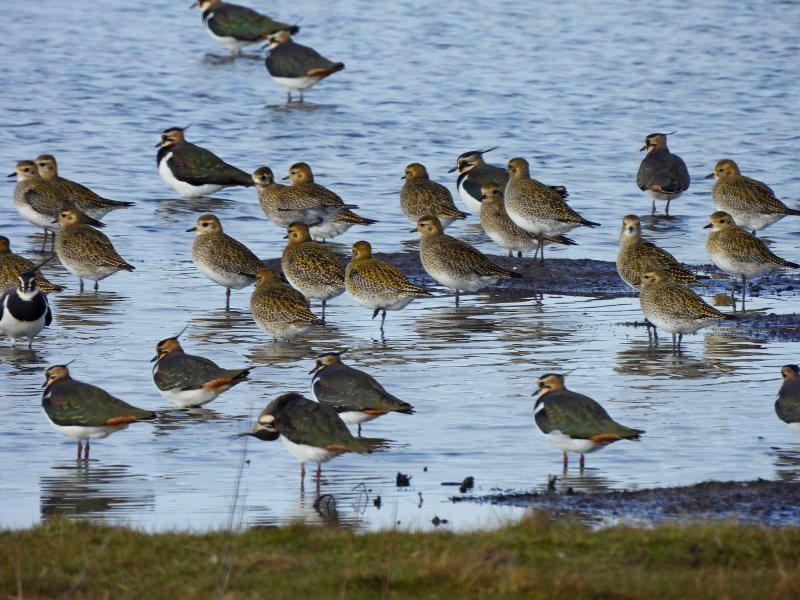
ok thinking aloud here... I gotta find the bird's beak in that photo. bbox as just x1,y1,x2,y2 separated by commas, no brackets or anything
447,165,458,173
480,194,487,200
189,1,196,8
639,144,647,151
7,172,16,178
704,173,715,179
409,227,418,233
282,234,289,239
281,175,290,181
51,218,59,224
703,223,712,229
400,174,407,179
186,226,197,232
155,141,163,147
150,355,158,363
307,366,316,374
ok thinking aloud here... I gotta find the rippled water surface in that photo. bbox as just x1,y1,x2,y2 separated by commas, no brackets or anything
1,0,800,531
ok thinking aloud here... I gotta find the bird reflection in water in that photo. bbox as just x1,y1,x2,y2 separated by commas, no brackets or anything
40,462,154,521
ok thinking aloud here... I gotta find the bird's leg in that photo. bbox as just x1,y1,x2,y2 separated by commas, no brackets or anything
299,90,305,103
538,234,545,265
321,300,327,323
651,199,656,215
507,250,512,258
316,463,321,492
40,230,48,253
562,451,568,469
533,243,540,262
300,462,305,481
579,454,585,470
93,280,99,292
79,278,85,293
665,198,671,215
742,276,747,311
225,288,231,311
454,289,460,307
76,440,82,460
380,309,387,331
357,423,362,437
671,332,678,354
84,440,90,460
517,251,522,258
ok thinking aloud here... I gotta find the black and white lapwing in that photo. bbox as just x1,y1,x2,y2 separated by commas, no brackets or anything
264,31,344,103
194,0,299,56
151,326,250,408
0,259,53,349
636,132,690,215
310,352,414,435
42,364,156,460
156,127,252,198
533,373,644,469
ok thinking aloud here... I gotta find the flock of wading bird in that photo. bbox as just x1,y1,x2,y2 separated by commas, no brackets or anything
3,0,800,482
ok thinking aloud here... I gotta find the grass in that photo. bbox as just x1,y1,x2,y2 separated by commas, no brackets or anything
3,514,800,598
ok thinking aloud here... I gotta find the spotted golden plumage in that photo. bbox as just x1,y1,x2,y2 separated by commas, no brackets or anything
187,214,264,310
504,157,599,263
252,165,353,229
34,154,133,219
705,210,799,310
705,159,800,234
400,163,468,228
416,215,521,305
616,214,699,289
281,222,345,319
639,269,735,351
55,209,134,292
0,236,63,293
480,182,577,260
249,267,323,341
345,240,432,329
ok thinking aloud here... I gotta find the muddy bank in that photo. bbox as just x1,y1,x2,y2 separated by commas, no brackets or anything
452,479,800,526
265,253,800,340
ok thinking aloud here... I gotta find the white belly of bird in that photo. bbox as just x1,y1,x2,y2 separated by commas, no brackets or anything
203,20,251,53
268,205,340,229
158,386,219,408
421,261,496,293
506,206,576,236
15,200,58,231
786,422,800,436
642,310,718,335
457,180,483,214
338,410,378,425
708,246,780,280
193,257,254,290
543,430,602,454
46,418,125,441
717,206,784,233
310,219,353,241
483,226,537,254
256,319,315,342
271,75,322,92
158,153,224,198
283,271,344,302
59,256,121,282
0,311,47,345
281,436,338,464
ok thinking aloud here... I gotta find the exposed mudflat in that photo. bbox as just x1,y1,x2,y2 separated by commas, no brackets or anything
453,479,800,526
266,253,800,341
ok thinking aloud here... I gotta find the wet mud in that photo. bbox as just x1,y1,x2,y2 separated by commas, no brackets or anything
453,479,800,526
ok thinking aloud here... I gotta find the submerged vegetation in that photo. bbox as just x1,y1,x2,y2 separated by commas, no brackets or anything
3,514,800,598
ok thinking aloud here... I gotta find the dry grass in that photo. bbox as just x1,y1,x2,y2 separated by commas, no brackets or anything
2,513,800,598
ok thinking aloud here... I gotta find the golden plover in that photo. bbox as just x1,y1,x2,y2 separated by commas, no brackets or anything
480,182,577,260
616,214,700,289
639,269,735,351
505,157,599,263
187,214,264,310
55,208,134,292
400,163,469,229
705,210,799,310
249,267,323,341
705,159,800,234
34,154,133,219
415,215,521,305
0,236,63,293
345,240,432,329
281,222,345,319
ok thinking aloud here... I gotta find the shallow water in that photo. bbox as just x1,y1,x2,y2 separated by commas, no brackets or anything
1,0,800,531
